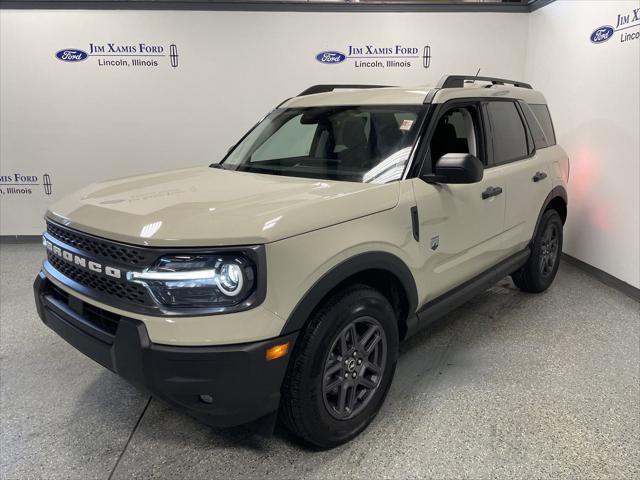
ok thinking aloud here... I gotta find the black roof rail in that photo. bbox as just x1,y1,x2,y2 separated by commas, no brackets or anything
298,84,393,96
437,75,533,89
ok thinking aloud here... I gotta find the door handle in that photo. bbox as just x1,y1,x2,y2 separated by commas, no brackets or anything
532,171,548,182
482,186,503,200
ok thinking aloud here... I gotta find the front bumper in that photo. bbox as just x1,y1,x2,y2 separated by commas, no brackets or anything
34,271,297,427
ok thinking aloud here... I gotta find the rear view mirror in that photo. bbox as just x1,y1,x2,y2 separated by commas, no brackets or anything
422,153,484,184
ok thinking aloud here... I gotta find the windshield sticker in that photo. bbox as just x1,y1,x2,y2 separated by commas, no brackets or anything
399,119,414,131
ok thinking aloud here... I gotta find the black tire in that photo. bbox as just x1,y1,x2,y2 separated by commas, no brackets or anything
280,284,399,448
512,209,563,293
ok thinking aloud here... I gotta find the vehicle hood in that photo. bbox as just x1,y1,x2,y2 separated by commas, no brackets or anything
46,167,400,247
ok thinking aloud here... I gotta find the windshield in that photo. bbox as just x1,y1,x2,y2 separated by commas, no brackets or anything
220,105,425,183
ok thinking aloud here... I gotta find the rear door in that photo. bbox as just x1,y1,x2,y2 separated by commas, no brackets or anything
484,100,553,251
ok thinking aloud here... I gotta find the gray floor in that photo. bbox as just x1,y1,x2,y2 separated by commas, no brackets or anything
1,243,638,480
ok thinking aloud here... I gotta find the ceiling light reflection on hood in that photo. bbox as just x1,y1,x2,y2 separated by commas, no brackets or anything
140,221,162,238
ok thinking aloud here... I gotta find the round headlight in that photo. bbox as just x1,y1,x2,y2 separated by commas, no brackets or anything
216,262,244,296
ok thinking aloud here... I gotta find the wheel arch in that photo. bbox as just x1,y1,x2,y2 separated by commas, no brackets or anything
532,186,568,241
280,251,419,340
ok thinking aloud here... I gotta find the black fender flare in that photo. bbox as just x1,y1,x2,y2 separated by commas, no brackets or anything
280,251,419,335
532,185,568,241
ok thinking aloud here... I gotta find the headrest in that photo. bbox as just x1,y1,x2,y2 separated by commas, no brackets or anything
341,117,368,149
434,121,457,141
377,124,404,156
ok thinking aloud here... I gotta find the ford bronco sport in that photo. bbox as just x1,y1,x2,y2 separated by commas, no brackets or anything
34,74,569,448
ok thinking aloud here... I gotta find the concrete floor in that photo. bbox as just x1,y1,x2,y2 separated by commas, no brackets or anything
1,243,638,479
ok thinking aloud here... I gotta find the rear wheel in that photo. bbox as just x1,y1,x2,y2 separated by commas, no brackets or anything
280,284,398,448
512,209,563,293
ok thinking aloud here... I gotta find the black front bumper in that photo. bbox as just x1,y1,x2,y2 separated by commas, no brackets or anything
34,271,297,427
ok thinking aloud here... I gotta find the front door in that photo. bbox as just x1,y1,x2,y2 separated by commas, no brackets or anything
411,101,508,301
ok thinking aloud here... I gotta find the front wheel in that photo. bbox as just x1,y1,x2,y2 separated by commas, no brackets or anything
280,285,399,448
512,209,563,293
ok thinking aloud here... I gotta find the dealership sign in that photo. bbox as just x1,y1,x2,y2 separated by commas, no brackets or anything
0,173,52,196
590,26,614,44
55,42,179,68
316,51,347,64
590,6,639,45
316,44,431,69
55,49,88,62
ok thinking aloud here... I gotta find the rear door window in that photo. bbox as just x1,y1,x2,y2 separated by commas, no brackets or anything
486,101,529,165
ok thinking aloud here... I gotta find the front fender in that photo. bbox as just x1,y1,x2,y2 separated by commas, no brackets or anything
280,250,418,335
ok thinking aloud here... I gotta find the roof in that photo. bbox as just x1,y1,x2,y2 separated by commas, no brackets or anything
284,86,432,108
282,77,547,108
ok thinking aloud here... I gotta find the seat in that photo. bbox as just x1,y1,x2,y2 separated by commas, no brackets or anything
337,117,370,173
430,120,469,166
374,119,405,158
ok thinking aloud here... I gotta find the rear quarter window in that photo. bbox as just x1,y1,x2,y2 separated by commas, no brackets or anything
529,104,556,147
519,101,549,150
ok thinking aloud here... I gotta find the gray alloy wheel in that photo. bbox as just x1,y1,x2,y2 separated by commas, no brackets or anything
539,222,560,278
279,284,398,448
511,208,563,293
321,316,387,420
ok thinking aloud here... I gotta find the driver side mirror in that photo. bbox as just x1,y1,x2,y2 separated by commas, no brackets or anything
421,153,484,184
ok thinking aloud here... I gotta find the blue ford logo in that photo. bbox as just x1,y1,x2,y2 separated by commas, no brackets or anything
590,26,614,44
55,49,88,62
316,51,346,64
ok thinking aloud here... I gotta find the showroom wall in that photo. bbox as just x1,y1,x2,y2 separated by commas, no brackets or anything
0,9,529,234
1,3,638,289
527,0,640,288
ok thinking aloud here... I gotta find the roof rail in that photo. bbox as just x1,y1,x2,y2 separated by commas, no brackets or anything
437,75,533,89
298,84,392,96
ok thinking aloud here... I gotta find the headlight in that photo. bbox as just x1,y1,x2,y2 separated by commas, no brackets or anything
127,253,256,309
217,262,244,296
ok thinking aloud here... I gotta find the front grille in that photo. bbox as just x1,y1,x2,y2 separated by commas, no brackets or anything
46,221,154,267
48,253,149,305
49,283,121,336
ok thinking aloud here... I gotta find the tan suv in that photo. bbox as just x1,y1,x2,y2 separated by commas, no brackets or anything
34,74,569,448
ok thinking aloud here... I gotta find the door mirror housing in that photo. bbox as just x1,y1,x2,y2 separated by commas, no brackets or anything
422,153,484,184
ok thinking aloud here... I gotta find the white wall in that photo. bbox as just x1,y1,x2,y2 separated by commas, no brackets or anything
527,0,640,288
0,9,529,234
1,4,638,288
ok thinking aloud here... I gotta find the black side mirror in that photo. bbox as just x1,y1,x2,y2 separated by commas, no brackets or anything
422,153,484,184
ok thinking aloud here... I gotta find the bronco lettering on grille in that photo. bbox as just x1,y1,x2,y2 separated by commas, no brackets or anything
44,238,124,279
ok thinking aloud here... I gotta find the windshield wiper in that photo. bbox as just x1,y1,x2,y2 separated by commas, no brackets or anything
209,163,227,170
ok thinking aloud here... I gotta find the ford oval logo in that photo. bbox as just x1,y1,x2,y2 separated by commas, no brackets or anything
590,26,614,44
316,51,346,64
55,49,88,62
